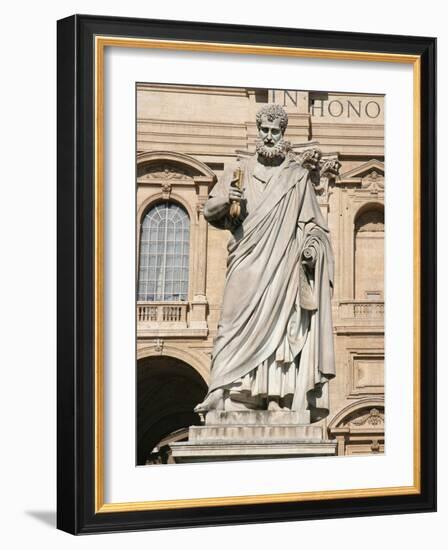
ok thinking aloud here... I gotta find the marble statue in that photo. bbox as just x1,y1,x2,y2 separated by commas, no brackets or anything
195,104,335,423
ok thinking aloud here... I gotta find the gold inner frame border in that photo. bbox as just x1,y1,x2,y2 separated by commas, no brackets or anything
94,35,421,513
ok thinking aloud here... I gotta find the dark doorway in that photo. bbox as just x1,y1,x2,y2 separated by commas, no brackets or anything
137,355,207,465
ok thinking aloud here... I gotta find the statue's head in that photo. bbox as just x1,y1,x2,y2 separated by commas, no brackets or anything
256,104,288,135
255,104,290,162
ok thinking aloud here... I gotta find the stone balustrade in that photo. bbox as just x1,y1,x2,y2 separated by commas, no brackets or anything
339,300,384,320
137,301,188,325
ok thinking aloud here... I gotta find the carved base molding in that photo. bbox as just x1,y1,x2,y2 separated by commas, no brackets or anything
170,411,337,463
170,441,337,462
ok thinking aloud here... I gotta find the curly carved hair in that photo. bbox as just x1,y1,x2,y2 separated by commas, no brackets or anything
256,104,288,133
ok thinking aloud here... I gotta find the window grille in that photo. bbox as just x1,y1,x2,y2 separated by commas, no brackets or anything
138,202,190,301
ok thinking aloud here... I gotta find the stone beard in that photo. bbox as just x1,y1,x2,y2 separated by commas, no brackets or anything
255,137,291,161
195,105,335,423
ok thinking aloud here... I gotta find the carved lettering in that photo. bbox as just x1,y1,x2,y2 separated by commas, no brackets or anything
310,99,382,119
311,99,325,117
347,100,362,118
283,90,298,107
327,100,344,117
365,101,381,118
270,90,299,108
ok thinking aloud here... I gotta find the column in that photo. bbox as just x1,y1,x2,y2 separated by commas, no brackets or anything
189,177,213,331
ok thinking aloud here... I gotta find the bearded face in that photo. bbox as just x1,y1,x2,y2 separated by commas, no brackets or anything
256,115,291,162
255,138,291,160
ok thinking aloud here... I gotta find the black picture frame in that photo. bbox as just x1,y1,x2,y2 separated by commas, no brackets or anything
57,14,436,534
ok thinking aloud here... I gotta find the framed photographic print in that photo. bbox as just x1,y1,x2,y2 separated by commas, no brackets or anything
57,14,436,534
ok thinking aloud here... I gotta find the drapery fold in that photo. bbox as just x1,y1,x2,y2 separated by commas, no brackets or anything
205,156,335,419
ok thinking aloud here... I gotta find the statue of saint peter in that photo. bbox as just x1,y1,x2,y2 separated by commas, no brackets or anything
195,104,335,422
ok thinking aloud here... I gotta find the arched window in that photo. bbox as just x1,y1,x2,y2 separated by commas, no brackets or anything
138,202,190,301
354,205,384,300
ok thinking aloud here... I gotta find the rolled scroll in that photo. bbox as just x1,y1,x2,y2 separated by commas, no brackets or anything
302,245,317,265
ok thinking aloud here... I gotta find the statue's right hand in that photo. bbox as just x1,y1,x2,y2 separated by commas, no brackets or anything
229,187,243,203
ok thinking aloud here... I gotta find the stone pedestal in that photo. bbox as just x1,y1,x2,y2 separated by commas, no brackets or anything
170,411,337,463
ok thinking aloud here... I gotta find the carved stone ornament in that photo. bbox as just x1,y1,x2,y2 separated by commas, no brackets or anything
362,169,384,192
154,338,164,353
138,163,194,182
320,158,342,179
314,158,342,198
292,147,341,199
296,147,322,172
196,198,206,215
348,407,384,427
161,181,172,200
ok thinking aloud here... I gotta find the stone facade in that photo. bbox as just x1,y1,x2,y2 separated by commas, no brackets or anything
136,84,385,464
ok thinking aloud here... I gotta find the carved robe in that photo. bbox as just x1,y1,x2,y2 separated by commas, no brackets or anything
205,155,335,420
